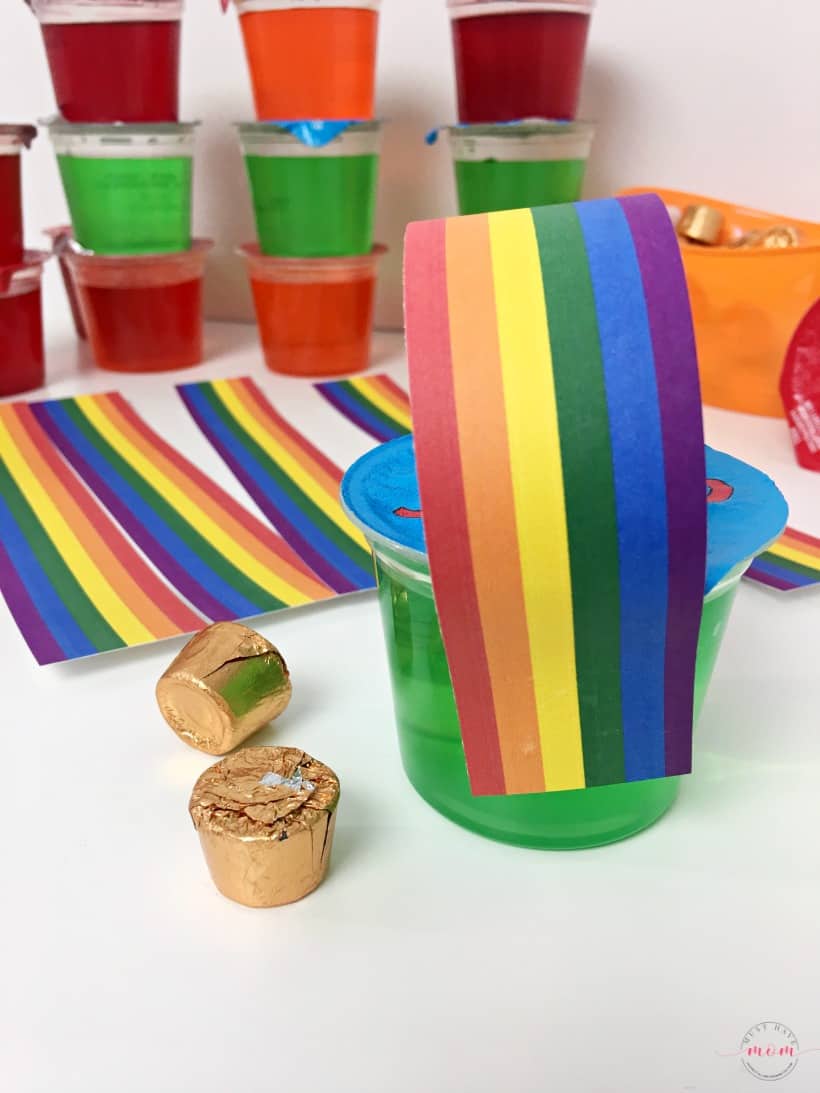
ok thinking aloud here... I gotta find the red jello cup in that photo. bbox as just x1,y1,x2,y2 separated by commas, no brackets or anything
64,241,212,373
448,0,594,122
32,0,183,123
238,243,386,377
0,252,49,398
0,126,37,267
43,226,87,340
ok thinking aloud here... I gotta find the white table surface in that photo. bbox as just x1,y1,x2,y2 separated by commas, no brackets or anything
4,307,820,1093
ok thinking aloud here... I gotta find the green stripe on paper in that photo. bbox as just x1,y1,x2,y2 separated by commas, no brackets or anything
341,381,409,435
531,204,625,787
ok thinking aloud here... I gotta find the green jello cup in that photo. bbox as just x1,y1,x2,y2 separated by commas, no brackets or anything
48,119,197,255
367,537,745,850
238,121,381,257
448,120,594,215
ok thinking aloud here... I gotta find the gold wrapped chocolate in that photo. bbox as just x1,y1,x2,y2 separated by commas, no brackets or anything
189,746,340,908
761,225,801,248
156,622,291,755
729,225,802,249
677,204,724,246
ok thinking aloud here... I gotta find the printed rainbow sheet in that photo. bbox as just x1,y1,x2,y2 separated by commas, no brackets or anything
745,527,820,591
30,393,334,633
178,377,375,594
404,196,707,796
0,400,204,665
315,374,412,442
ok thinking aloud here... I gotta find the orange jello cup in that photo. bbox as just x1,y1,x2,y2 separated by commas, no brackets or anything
65,240,212,373
234,1,380,120
239,244,386,377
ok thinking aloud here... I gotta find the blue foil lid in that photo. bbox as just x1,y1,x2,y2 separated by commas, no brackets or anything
341,436,789,594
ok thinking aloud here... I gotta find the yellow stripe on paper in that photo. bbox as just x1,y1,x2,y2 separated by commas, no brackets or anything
488,209,586,792
349,377,414,431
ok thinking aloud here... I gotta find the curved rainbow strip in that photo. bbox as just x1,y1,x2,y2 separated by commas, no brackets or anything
178,378,376,594
746,527,820,591
0,401,204,665
31,393,333,624
404,195,706,796
315,374,412,443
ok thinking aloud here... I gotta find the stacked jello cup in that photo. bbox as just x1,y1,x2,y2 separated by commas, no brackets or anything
229,0,385,377
442,0,596,214
0,124,49,397
32,0,211,372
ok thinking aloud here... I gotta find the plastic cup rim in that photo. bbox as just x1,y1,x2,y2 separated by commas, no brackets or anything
237,241,387,266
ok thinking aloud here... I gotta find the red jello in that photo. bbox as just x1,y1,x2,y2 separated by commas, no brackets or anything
450,3,593,122
65,241,212,373
0,126,37,267
36,5,182,122
0,257,48,398
239,244,386,377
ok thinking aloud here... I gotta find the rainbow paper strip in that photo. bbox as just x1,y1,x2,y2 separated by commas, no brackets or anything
315,375,412,442
745,527,820,591
31,394,334,622
404,196,707,796
0,401,205,665
178,378,375,593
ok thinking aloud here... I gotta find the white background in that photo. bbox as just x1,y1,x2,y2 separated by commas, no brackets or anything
3,0,820,327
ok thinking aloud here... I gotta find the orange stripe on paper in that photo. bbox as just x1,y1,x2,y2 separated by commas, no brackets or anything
445,216,545,794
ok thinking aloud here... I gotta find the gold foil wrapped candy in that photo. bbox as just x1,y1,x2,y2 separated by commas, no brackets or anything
189,747,340,908
677,203,725,246
729,225,802,249
156,622,292,755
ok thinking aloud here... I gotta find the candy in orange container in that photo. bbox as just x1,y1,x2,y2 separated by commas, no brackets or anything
620,187,820,418
234,1,380,120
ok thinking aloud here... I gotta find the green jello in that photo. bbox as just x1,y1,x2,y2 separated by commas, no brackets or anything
374,541,740,850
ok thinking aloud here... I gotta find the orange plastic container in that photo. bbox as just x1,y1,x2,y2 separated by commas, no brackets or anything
621,187,820,418
234,1,380,120
239,243,386,377
65,240,212,373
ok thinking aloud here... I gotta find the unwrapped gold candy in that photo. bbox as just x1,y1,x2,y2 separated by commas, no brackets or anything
156,622,292,755
677,204,725,246
189,746,340,908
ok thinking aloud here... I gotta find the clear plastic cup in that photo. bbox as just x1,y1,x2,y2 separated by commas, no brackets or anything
32,0,183,123
64,240,212,373
43,226,87,340
238,243,386,377
233,0,380,120
0,252,49,397
342,436,787,849
238,122,382,257
0,126,37,267
47,120,197,255
446,120,594,214
448,0,594,122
